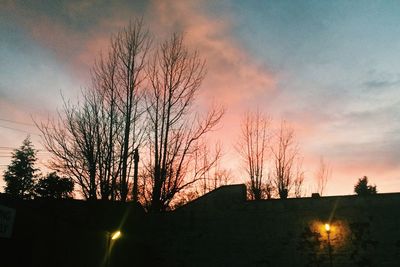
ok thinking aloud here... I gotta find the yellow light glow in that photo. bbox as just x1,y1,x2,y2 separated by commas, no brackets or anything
111,230,121,240
325,223,331,232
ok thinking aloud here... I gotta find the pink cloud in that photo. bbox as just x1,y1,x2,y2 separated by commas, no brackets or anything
144,1,277,179
5,1,276,105
8,0,398,197
148,0,275,108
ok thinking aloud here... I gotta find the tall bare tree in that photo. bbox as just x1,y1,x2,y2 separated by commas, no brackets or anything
237,110,271,200
145,33,223,211
314,157,331,196
37,19,150,200
271,120,299,199
113,20,150,201
91,49,121,200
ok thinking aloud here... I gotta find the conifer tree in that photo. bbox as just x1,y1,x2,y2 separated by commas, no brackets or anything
354,176,377,196
3,136,38,199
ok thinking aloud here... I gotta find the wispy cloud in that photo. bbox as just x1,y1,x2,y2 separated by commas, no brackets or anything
2,0,400,195
148,0,275,107
363,71,400,90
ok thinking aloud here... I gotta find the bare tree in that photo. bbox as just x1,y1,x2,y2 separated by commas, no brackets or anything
37,19,150,201
198,143,231,195
37,92,102,199
168,161,231,210
113,20,150,201
264,176,274,199
90,50,122,200
271,120,299,199
237,110,271,200
145,33,223,211
293,157,305,198
314,157,331,196
210,169,232,191
37,22,224,206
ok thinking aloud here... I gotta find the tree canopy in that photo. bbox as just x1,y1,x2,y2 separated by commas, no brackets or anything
3,136,38,199
34,172,74,199
2,136,74,200
354,176,377,196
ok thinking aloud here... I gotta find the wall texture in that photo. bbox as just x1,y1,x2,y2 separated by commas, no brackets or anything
141,185,400,267
0,196,145,267
1,185,400,266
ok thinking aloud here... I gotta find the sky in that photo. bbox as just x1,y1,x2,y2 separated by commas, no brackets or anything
1,0,400,196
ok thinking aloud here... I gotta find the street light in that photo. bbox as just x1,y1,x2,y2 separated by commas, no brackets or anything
106,230,122,267
111,230,121,240
325,223,330,232
325,223,333,267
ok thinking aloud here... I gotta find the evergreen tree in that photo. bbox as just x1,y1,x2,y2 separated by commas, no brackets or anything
34,172,74,199
354,176,377,196
3,136,38,199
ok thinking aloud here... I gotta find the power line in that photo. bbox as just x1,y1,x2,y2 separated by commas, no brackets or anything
0,149,51,154
0,118,36,127
0,124,41,136
0,148,50,152
0,117,57,130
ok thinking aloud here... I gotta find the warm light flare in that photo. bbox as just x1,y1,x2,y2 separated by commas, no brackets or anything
325,223,331,232
111,230,121,240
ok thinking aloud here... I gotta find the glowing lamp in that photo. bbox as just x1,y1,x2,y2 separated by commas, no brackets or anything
325,223,331,233
111,230,121,240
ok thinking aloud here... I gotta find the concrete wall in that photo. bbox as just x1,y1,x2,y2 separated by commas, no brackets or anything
142,185,400,266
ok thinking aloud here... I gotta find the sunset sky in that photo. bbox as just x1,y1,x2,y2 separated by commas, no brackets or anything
1,0,400,196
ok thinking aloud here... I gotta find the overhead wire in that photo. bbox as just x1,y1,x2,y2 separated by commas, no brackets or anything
0,118,37,127
0,124,41,136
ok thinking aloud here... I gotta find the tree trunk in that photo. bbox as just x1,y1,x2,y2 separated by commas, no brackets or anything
132,148,139,202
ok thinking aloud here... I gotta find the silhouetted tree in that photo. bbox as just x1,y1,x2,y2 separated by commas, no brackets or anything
3,136,38,199
354,176,377,196
145,33,223,211
315,157,331,196
34,172,74,199
37,19,150,201
272,121,299,199
111,20,150,202
38,93,102,199
237,110,271,200
172,160,231,208
36,21,223,207
264,178,274,199
206,168,232,192
293,157,305,198
197,143,231,194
